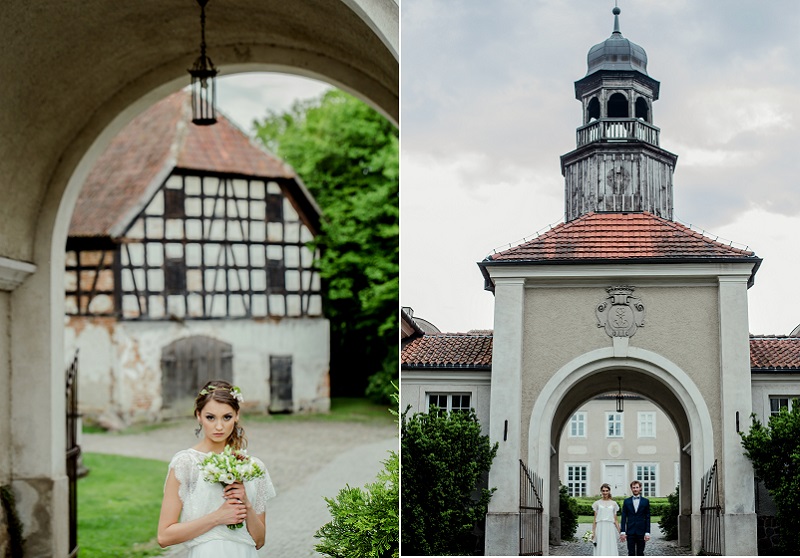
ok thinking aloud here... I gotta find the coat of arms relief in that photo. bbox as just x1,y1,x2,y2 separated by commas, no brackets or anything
596,286,645,338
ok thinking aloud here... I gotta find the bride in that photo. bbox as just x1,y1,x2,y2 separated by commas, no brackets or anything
591,483,621,556
157,380,276,557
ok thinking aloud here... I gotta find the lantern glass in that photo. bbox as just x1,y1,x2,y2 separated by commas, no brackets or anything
190,66,217,125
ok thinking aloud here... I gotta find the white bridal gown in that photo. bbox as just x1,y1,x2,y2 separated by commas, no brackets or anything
167,448,276,558
592,499,619,556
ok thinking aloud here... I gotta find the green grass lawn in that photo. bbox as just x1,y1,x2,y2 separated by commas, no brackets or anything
78,453,168,557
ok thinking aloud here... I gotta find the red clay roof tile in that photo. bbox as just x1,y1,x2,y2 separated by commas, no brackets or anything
70,91,295,238
402,333,493,368
750,336,800,370
487,212,757,262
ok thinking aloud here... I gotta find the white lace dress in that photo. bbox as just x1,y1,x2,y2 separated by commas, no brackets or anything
167,448,277,557
592,499,619,556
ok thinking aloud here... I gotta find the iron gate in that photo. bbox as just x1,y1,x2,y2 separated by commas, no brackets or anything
519,460,544,556
66,350,80,558
700,459,722,555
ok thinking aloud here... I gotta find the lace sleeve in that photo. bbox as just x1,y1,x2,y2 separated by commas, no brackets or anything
167,450,197,503
250,457,277,514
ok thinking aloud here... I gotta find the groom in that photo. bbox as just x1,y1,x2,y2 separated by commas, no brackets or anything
620,480,650,555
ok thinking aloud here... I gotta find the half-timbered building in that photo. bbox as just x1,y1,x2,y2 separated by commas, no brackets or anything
66,91,330,424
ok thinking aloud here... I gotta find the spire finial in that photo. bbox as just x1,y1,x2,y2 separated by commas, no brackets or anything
612,4,621,34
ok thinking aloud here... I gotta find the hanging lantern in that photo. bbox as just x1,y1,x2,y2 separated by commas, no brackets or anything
189,0,218,125
616,376,624,413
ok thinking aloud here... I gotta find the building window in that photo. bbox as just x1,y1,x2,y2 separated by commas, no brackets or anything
606,412,623,437
569,412,587,437
635,464,657,497
428,393,471,413
566,464,588,497
769,396,798,416
638,412,656,438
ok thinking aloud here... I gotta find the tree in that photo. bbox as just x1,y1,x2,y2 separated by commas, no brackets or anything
253,90,398,401
314,452,399,558
559,484,579,541
740,399,800,553
401,407,498,556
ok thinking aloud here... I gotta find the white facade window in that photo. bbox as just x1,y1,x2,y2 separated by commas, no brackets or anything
606,412,623,437
638,411,656,438
769,396,798,416
635,464,657,497
569,412,587,437
428,393,471,413
566,464,588,497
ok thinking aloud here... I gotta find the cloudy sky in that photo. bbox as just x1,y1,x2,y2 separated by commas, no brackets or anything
400,0,800,336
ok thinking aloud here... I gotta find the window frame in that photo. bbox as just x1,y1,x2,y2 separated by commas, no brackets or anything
427,392,472,413
606,411,624,438
565,463,589,498
637,411,656,438
569,411,587,438
634,463,658,497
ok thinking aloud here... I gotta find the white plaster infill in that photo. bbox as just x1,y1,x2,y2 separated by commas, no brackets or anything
527,346,715,514
0,256,36,291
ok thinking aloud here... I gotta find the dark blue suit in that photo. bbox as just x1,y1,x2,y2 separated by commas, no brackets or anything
620,496,650,555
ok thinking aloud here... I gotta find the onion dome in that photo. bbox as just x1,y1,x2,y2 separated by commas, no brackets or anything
586,7,648,75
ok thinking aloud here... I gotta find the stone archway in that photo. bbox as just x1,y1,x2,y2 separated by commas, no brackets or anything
527,344,714,555
2,3,397,555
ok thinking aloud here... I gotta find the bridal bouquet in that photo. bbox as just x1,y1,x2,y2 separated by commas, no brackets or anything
198,446,265,529
582,530,595,545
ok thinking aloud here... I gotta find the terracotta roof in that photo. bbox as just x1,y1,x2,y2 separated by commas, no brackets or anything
486,212,757,262
70,91,296,238
402,333,493,369
402,331,800,373
750,336,800,371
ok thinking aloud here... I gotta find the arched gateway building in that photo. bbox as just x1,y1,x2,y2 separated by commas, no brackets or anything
401,8,790,556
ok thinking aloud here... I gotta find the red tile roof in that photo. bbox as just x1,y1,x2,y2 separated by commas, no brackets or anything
487,212,757,262
750,336,800,371
402,333,493,369
402,332,800,372
70,91,296,238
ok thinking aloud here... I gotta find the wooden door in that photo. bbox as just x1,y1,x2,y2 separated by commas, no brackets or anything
161,335,233,416
269,355,293,413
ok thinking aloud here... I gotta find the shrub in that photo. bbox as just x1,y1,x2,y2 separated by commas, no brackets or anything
314,451,399,558
741,400,800,554
559,484,579,540
658,486,679,540
401,407,498,556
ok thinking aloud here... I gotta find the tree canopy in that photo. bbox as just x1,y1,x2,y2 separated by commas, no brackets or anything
253,90,398,400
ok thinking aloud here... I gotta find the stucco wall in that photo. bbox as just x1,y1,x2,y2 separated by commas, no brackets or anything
0,292,9,484
520,284,722,459
750,376,800,423
400,370,492,434
65,316,330,424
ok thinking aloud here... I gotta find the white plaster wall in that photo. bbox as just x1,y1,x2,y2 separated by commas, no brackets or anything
65,317,330,423
750,376,800,423
399,370,491,434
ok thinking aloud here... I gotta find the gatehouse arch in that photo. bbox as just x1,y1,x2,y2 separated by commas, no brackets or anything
528,345,713,553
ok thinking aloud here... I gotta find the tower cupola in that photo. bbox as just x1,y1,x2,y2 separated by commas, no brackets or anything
561,7,677,221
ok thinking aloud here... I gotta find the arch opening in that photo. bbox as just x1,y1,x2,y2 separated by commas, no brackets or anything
587,97,601,122
607,92,629,118
635,96,650,122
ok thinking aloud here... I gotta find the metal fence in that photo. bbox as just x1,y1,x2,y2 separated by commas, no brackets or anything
700,460,722,555
519,459,544,556
66,351,80,558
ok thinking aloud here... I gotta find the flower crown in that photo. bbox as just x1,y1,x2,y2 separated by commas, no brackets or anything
199,384,244,403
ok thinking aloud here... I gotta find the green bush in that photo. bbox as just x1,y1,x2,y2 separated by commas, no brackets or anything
658,486,679,540
572,496,670,517
741,400,800,554
559,485,579,540
314,451,399,558
401,407,498,556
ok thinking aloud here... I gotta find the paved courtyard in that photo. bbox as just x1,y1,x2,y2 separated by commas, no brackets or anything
82,416,398,557
550,524,691,556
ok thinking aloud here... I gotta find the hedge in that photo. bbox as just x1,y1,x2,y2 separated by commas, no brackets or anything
573,497,670,517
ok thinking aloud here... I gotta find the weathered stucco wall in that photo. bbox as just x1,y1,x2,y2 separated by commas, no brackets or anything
0,292,9,485
65,317,330,424
520,284,721,458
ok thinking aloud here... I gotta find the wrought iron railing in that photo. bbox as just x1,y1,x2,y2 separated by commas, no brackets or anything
700,460,722,555
66,350,80,558
519,460,544,556
576,118,660,147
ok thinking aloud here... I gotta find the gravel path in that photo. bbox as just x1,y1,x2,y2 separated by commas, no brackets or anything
81,417,398,557
551,523,691,556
